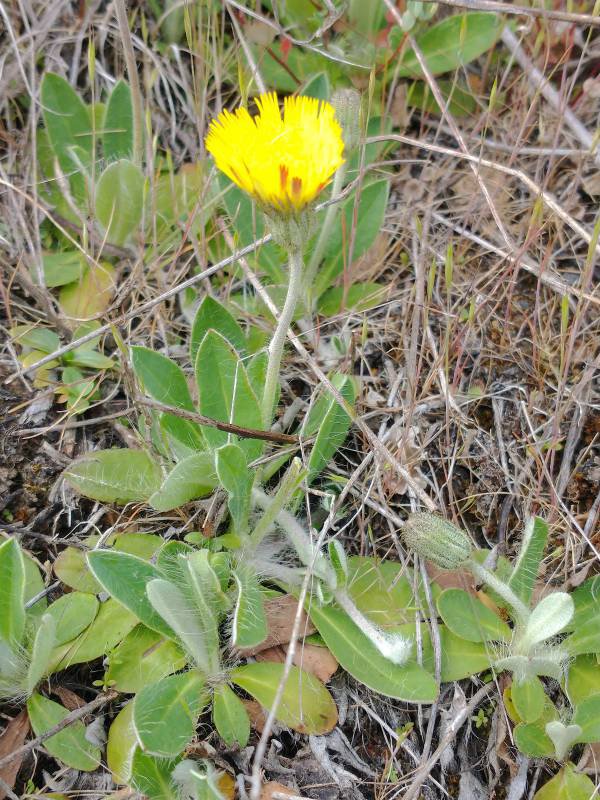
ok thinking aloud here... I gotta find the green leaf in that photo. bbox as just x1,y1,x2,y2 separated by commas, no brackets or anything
316,179,390,296
103,80,134,161
523,593,574,648
70,348,114,370
303,375,355,485
406,80,477,117
436,588,512,643
195,330,263,460
213,683,250,748
301,72,331,101
27,614,57,694
159,412,206,457
533,763,597,800
438,626,492,681
514,721,555,758
149,452,217,512
348,0,385,35
146,578,218,675
246,350,268,398
64,448,162,504
309,603,438,702
230,662,338,734
345,556,416,629
105,624,187,693
131,346,195,411
190,296,246,364
95,159,145,245
27,693,101,771
53,532,162,593
317,283,388,317
23,552,46,621
564,623,600,657
216,444,252,535
0,538,26,646
41,251,86,288
231,568,267,650
130,751,180,800
508,517,549,605
396,13,504,78
40,73,93,201
133,670,208,757
250,41,342,95
570,576,600,629
58,262,115,321
45,592,99,646
218,176,284,282
564,656,600,706
10,325,60,354
87,550,174,638
49,598,138,671
511,677,546,724
155,540,195,576
107,700,137,784
571,694,600,742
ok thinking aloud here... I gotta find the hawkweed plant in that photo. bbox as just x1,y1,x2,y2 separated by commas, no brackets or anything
205,92,345,426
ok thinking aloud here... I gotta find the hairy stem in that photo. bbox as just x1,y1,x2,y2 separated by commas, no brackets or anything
466,558,530,628
252,488,334,585
261,245,304,427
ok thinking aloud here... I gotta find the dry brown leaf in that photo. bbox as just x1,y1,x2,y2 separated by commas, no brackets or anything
243,700,266,733
217,772,236,799
261,782,298,799
256,644,339,683
426,561,478,594
53,686,87,710
237,595,316,657
0,709,30,800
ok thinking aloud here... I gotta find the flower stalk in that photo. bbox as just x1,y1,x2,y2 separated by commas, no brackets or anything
261,244,304,427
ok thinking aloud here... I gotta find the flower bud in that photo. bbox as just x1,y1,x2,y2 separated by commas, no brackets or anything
402,513,472,570
331,88,361,152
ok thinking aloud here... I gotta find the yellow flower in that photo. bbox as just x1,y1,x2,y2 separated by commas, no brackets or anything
205,92,344,214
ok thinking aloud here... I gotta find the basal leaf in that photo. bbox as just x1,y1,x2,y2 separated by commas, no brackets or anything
0,538,26,647
95,159,145,245
103,79,134,161
195,330,263,460
133,670,208,757
230,662,337,734
396,13,504,78
190,296,246,364
27,693,101,771
87,550,174,638
149,452,217,512
303,375,355,485
309,603,438,702
213,683,250,748
105,624,187,693
508,517,549,605
437,588,512,643
64,448,162,504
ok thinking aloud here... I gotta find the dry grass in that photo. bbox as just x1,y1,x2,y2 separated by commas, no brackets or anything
1,2,599,798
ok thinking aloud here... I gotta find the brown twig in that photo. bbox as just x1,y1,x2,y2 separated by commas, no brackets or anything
136,397,298,444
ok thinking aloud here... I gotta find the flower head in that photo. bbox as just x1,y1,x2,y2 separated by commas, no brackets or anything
205,92,344,214
403,512,472,570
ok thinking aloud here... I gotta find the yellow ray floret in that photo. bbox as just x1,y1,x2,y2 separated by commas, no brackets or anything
205,92,345,213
